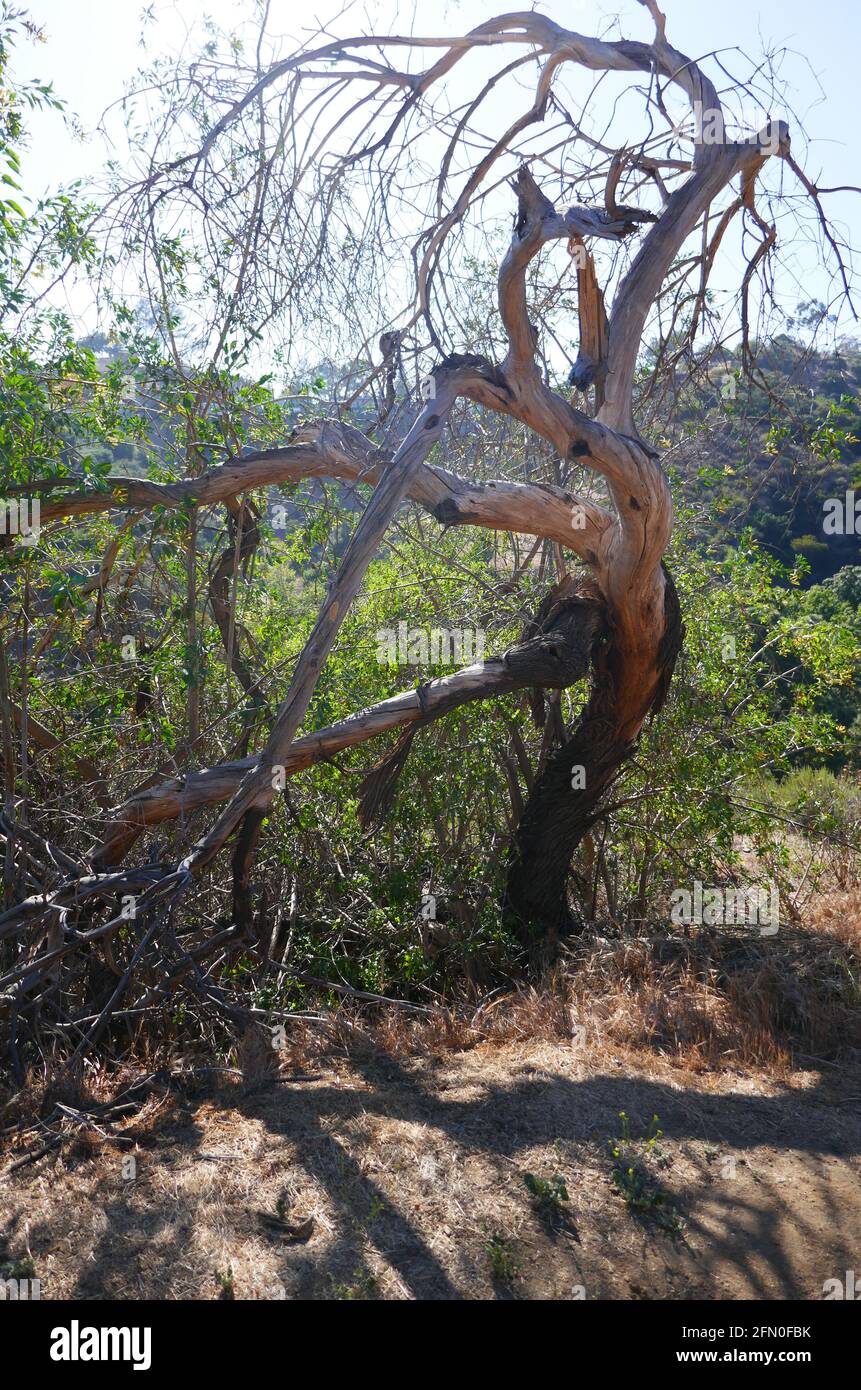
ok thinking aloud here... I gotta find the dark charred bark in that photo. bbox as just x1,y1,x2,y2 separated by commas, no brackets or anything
357,581,606,829
504,566,683,955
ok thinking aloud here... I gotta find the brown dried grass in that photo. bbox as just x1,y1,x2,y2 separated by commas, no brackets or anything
3,895,859,1133
280,896,861,1075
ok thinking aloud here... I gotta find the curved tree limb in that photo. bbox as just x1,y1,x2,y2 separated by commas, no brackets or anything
93,584,606,866
35,418,612,562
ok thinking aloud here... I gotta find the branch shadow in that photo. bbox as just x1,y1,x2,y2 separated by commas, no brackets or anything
6,1050,858,1300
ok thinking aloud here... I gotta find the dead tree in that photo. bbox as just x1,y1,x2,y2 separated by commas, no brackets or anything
1,1,855,1059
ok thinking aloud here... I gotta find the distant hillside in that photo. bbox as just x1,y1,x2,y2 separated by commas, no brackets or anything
72,333,861,586
657,336,861,582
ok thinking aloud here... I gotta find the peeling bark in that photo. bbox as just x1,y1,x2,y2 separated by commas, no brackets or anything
94,587,606,867
505,566,683,949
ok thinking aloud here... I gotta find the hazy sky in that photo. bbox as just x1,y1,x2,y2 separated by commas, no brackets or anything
18,0,861,186
11,0,861,342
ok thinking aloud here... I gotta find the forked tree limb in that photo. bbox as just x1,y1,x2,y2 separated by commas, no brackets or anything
176,366,484,924
35,418,613,560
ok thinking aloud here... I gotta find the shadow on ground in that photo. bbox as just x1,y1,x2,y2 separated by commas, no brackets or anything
3,1044,860,1299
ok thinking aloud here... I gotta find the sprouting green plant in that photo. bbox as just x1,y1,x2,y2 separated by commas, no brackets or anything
612,1112,666,1162
522,1171,569,1211
608,1112,682,1234
610,1163,682,1233
215,1267,235,1299
367,1195,386,1224
329,1266,378,1300
485,1233,519,1282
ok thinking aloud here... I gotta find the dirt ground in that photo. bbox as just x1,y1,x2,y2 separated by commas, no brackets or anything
2,1037,860,1300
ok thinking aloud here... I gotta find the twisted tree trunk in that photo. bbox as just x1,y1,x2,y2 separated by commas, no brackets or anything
505,566,683,947
1,0,813,1069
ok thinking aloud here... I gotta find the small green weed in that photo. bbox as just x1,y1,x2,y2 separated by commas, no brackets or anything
329,1266,378,1300
485,1233,519,1282
522,1171,569,1211
608,1112,682,1234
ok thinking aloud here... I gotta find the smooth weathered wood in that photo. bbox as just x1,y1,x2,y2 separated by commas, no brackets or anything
94,593,606,865
178,366,492,888
37,418,612,561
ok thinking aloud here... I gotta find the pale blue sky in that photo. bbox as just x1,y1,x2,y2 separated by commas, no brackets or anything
12,0,861,343
19,1,861,190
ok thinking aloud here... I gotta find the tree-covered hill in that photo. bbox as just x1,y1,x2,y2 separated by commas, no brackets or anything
653,326,861,580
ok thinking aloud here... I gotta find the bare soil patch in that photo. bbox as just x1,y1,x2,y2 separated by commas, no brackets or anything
3,1038,859,1300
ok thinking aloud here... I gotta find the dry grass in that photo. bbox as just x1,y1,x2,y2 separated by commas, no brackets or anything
565,916,861,1070
2,895,860,1302
2,1036,860,1301
807,888,861,949
3,894,859,1151
3,871,858,1301
269,898,861,1077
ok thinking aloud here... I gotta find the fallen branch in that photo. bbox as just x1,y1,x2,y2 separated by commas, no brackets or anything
94,583,605,864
